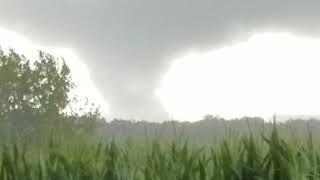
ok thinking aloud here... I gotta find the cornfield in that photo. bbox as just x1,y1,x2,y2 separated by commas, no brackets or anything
1,124,320,180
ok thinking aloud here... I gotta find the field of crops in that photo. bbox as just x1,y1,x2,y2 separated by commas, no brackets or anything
1,123,320,180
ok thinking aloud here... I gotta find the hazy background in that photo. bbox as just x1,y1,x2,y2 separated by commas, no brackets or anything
1,0,320,121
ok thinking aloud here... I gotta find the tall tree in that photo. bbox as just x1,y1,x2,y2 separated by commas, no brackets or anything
0,48,73,121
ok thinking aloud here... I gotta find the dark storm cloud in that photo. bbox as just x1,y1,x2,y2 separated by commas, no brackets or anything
0,0,320,121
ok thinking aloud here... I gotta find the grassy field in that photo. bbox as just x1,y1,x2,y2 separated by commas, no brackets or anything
1,123,320,180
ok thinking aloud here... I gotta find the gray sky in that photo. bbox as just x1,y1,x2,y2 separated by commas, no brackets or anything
0,0,320,121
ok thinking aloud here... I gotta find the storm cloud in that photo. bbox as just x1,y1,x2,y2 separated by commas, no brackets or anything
0,0,320,121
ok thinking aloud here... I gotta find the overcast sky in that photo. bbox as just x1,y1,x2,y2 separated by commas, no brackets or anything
1,0,320,121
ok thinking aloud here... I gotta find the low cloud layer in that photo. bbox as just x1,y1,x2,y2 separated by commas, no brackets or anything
0,0,320,121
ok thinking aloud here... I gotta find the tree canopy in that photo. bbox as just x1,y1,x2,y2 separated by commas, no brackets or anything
0,48,73,121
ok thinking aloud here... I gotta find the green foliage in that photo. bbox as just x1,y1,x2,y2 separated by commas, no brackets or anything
0,125,320,180
0,48,102,144
0,48,72,120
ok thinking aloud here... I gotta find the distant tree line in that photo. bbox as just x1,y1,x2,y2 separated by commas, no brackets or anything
96,115,320,144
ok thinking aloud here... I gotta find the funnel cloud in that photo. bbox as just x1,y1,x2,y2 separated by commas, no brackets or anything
0,0,320,121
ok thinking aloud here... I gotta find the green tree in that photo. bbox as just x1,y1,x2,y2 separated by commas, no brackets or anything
0,48,105,143
0,48,73,122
